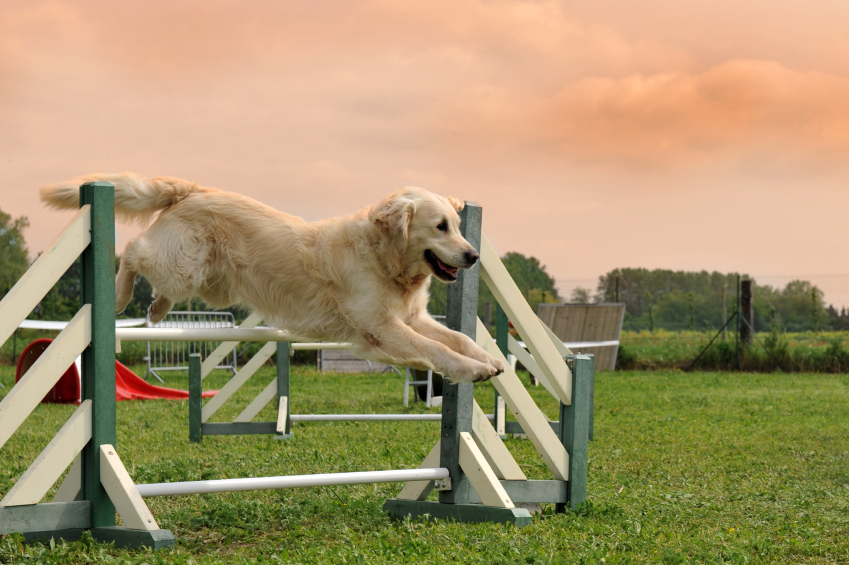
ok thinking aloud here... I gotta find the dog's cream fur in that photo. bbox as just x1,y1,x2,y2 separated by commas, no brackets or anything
41,173,505,383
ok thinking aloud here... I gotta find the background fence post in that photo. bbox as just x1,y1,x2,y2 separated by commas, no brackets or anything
740,279,753,346
277,342,293,438
80,182,117,529
558,354,591,512
439,201,482,505
189,354,202,443
494,303,508,438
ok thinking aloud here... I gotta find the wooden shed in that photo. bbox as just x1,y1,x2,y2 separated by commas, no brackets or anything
537,303,626,371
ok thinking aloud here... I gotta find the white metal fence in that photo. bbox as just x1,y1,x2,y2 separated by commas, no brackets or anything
145,311,238,382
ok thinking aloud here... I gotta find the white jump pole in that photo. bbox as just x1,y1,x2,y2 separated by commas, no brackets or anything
290,414,495,422
116,328,351,350
136,468,450,497
117,328,297,342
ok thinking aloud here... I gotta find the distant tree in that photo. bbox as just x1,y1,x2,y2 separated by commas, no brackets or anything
0,208,30,300
570,287,592,303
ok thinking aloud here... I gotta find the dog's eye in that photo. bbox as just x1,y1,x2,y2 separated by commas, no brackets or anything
436,220,448,232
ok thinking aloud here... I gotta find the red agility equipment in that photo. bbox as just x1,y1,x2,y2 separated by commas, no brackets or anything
16,338,217,403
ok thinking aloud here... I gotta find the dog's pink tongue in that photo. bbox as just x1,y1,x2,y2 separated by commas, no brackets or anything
437,257,458,275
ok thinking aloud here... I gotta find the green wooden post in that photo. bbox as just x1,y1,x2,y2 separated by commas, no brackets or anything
80,182,117,529
557,354,592,512
494,303,508,436
276,342,293,439
439,202,482,505
384,202,531,526
189,354,202,443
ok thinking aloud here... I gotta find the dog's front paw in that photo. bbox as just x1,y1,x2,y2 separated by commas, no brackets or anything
451,360,501,384
487,354,506,375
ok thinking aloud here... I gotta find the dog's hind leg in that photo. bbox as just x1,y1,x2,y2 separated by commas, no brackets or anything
147,292,174,324
115,243,139,315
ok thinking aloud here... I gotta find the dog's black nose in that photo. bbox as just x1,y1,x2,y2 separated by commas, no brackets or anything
465,250,479,265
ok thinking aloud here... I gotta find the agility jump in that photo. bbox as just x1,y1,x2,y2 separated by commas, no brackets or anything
0,184,592,550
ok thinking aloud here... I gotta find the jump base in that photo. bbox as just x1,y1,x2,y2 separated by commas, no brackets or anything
383,500,532,527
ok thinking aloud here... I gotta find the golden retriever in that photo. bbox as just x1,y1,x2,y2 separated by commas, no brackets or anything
41,173,505,383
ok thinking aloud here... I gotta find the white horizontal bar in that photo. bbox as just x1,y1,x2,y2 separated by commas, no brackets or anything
115,327,351,350
116,327,297,342
136,468,450,497
18,318,146,330
517,339,619,349
290,342,350,350
290,414,495,422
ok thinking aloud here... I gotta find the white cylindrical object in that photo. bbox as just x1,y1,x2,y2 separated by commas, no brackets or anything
289,414,495,422
290,342,351,350
291,414,442,422
136,468,450,497
117,327,297,342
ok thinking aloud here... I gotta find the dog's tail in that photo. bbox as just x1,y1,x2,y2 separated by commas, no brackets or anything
40,172,207,224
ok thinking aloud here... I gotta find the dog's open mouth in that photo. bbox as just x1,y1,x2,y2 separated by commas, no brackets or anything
425,250,459,282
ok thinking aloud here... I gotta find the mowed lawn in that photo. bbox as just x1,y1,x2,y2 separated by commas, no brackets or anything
1,364,848,564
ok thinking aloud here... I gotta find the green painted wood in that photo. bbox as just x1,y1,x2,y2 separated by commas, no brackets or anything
466,480,567,504
189,354,202,443
0,501,91,534
494,303,508,431
92,526,176,550
202,422,278,435
277,342,292,436
439,202,481,505
383,499,532,527
558,354,592,512
588,354,595,442
80,183,116,529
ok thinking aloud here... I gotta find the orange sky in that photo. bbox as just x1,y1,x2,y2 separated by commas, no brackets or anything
3,1,849,303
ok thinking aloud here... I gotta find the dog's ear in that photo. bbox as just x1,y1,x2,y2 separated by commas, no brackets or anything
446,196,464,212
369,195,416,277
369,195,416,239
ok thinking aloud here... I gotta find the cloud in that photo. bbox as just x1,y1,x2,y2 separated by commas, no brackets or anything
442,60,849,172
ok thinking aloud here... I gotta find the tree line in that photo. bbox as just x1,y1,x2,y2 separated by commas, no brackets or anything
591,268,845,333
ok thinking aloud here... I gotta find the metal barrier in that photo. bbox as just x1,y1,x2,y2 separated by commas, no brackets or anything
145,311,238,382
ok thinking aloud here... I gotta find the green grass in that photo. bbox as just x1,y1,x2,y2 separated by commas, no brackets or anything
1,365,848,564
618,330,849,373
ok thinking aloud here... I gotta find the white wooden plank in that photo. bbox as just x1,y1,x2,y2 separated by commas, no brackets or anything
0,306,92,451
276,397,288,433
480,235,572,405
395,441,440,501
496,396,506,437
234,378,278,423
202,341,277,422
458,432,514,508
476,318,569,481
100,445,159,531
0,206,90,348
52,455,82,502
0,401,91,507
201,312,263,379
508,334,559,399
540,319,573,357
471,400,526,481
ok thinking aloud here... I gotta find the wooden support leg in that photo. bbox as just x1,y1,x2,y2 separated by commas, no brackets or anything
557,354,592,512
189,354,202,443
275,342,294,439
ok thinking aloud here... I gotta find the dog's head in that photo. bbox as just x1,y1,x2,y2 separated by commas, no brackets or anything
369,187,478,282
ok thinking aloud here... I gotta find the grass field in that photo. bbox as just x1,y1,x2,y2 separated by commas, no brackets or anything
617,330,849,373
1,364,848,564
